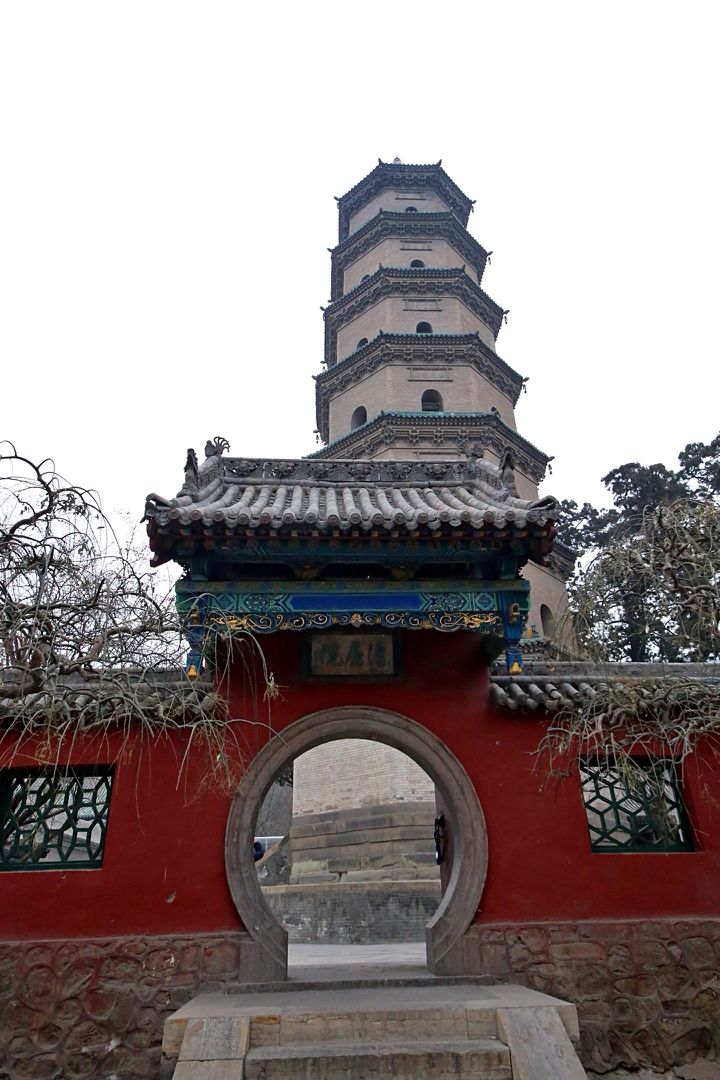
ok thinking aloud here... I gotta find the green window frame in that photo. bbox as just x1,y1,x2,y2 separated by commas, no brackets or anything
580,759,693,853
0,766,114,871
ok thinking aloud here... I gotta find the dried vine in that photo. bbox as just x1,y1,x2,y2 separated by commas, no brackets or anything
0,443,277,791
534,674,720,793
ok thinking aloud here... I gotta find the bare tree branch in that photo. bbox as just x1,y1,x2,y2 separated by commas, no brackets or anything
0,443,275,790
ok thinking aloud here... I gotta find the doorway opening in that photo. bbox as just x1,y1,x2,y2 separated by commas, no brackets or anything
225,706,488,980
254,739,442,949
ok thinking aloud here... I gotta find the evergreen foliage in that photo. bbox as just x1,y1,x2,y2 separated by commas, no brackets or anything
557,433,720,662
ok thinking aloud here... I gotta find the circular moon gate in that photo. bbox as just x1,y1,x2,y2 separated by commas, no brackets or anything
225,706,488,979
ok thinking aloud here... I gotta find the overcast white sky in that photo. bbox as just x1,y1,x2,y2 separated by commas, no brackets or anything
1,2,718,525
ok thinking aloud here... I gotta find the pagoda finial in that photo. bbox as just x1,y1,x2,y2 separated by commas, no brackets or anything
393,156,402,164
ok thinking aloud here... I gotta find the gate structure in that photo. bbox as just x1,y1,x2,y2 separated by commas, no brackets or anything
225,706,488,979
142,160,560,982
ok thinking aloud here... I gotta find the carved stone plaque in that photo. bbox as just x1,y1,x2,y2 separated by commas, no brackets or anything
309,633,395,677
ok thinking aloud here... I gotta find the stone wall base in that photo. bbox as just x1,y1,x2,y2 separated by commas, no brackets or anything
262,880,442,943
464,919,720,1074
0,930,256,1080
2,919,719,1077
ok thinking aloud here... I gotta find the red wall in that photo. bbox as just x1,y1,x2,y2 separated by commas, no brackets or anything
3,629,719,941
1,731,242,940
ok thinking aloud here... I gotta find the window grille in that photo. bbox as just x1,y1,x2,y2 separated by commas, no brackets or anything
0,767,114,870
580,760,692,853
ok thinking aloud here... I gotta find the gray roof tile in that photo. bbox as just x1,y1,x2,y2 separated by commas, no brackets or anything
489,662,720,710
145,455,558,537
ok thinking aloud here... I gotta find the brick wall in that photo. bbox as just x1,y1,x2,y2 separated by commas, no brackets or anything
292,740,435,815
335,296,496,361
348,189,451,235
343,238,479,293
289,802,440,884
328,361,517,441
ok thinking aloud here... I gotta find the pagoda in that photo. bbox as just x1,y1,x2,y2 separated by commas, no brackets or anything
315,158,571,636
146,160,563,673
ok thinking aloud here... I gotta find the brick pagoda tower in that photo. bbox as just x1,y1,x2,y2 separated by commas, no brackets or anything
314,158,570,629
286,160,570,910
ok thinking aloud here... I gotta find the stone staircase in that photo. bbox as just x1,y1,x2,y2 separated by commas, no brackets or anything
164,982,588,1078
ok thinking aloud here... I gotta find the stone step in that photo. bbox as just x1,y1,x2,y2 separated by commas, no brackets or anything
497,1006,588,1079
248,1003,497,1047
162,984,578,1058
244,1038,512,1079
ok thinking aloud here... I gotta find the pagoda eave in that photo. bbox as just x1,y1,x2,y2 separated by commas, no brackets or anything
336,161,474,240
311,414,552,486
315,333,525,440
323,268,505,364
330,211,489,300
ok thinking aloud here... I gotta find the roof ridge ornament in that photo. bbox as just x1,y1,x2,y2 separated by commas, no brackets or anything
500,450,518,495
204,436,230,459
181,449,199,494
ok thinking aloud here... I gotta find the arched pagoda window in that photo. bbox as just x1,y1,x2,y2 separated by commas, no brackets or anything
351,406,368,430
421,389,443,412
410,259,425,268
405,206,418,213
540,604,556,639
356,338,369,350
416,321,432,334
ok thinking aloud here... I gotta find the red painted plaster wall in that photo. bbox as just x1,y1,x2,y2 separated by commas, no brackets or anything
243,632,720,925
1,731,242,940
3,630,719,941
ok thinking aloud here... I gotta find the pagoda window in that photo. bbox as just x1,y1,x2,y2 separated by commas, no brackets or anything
421,389,443,412
405,206,418,213
416,321,433,334
361,274,371,282
410,259,425,268
580,760,693,853
540,604,555,638
0,766,114,871
351,406,367,430
356,338,369,350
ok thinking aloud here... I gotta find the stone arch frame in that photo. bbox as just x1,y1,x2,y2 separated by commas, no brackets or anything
225,706,488,981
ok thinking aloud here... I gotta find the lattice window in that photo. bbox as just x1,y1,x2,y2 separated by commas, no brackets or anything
0,767,114,870
580,760,693,853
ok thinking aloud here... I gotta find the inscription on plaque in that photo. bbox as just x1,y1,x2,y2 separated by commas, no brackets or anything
310,633,395,677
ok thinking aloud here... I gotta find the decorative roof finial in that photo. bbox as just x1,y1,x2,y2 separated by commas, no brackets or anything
180,448,199,494
500,450,518,495
393,156,402,164
204,436,230,459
